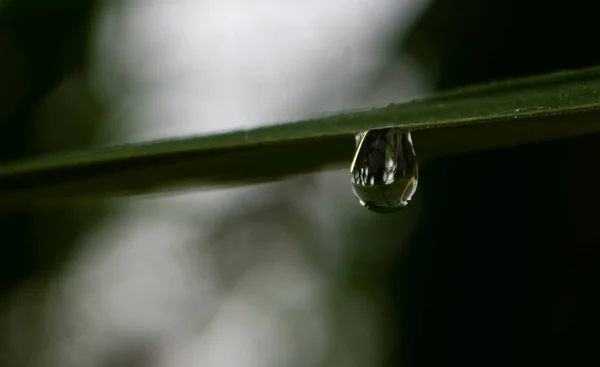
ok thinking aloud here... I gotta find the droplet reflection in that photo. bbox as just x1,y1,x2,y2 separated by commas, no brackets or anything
350,128,418,213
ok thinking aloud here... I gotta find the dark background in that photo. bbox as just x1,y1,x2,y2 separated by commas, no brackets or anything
397,0,600,364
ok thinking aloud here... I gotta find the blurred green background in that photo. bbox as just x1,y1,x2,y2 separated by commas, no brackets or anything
1,0,599,366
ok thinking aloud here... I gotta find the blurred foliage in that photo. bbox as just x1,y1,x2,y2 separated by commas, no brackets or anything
0,0,104,350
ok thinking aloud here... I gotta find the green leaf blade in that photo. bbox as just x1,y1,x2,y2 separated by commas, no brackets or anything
3,66,600,204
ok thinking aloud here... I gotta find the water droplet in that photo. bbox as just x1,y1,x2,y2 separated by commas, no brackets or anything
354,131,366,146
350,128,418,213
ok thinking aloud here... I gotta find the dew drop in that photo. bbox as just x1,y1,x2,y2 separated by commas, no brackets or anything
350,128,418,213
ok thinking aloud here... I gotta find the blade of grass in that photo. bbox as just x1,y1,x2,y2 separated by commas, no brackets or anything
3,66,600,205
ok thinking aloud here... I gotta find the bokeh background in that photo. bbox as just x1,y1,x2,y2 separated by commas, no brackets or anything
1,0,599,366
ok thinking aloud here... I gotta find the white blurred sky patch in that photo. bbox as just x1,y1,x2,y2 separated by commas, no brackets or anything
40,0,432,366
91,0,430,141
